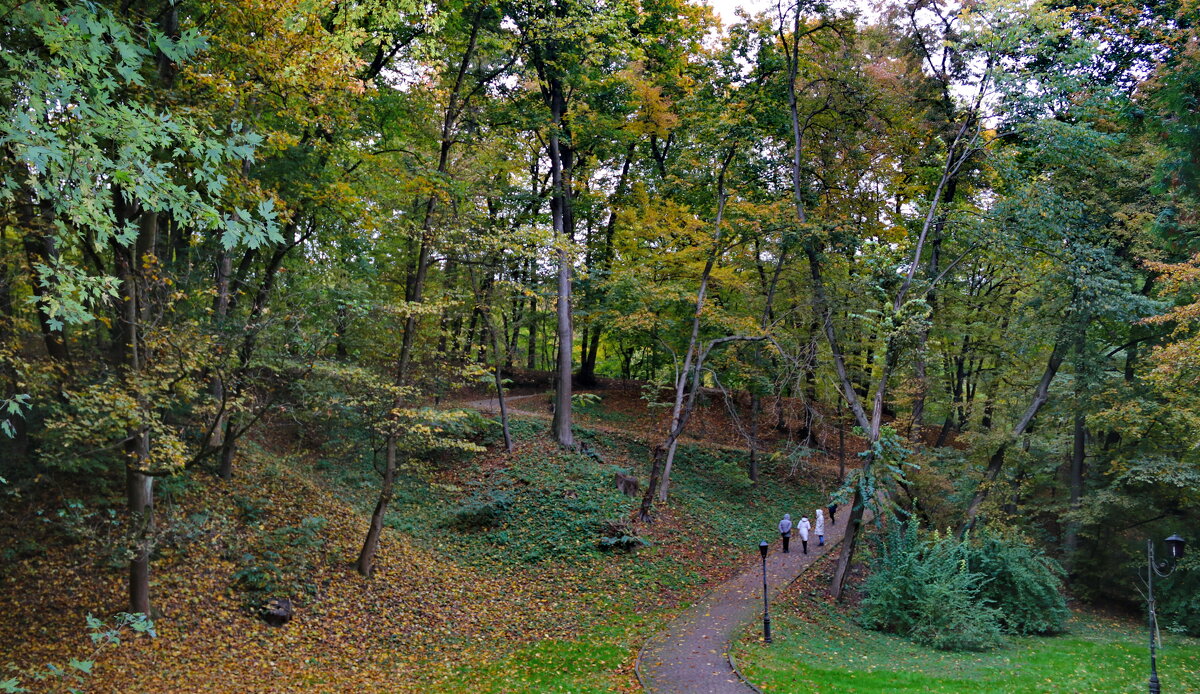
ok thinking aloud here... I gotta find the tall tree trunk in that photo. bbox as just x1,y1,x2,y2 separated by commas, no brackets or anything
114,207,154,615
577,142,634,386
526,257,538,371
218,235,295,481
640,150,735,514
357,19,486,578
547,76,575,449
127,445,153,615
1063,410,1085,563
1064,328,1089,565
208,250,232,450
908,165,958,439
779,10,975,599
837,400,846,484
396,10,481,383
960,341,1066,535
18,200,69,362
748,394,761,483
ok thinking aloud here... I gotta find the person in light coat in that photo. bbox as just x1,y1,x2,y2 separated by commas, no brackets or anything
815,509,826,546
778,513,793,553
797,515,812,554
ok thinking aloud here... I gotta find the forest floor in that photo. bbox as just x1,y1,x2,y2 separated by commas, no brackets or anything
0,390,840,693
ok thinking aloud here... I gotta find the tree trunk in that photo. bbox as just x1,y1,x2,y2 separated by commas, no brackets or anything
127,448,153,615
577,142,634,386
908,175,958,439
828,488,864,601
651,150,735,505
357,436,396,577
1063,409,1085,564
837,401,846,484
208,250,232,450
748,393,761,483
547,76,575,449
526,265,538,371
114,207,155,616
960,342,1065,535
19,201,69,362
396,11,481,383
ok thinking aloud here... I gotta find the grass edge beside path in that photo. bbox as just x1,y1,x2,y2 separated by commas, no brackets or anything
731,565,1200,694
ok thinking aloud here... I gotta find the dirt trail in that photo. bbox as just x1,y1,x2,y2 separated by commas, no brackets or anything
636,515,850,694
462,393,818,461
461,393,546,418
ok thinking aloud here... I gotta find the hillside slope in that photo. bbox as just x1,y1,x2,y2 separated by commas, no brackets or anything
0,407,835,693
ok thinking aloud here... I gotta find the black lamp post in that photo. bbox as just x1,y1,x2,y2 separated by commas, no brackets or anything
1145,534,1186,694
759,540,772,644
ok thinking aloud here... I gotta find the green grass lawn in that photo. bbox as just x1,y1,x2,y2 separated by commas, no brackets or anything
734,601,1200,693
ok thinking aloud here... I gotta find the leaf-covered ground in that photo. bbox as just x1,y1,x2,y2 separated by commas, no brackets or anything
0,406,831,692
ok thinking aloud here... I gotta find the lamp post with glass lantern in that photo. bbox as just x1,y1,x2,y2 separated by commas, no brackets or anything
1144,534,1185,694
759,540,771,644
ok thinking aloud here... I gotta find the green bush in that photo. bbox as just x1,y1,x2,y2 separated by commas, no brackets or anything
860,522,1068,650
962,529,1069,635
446,488,512,530
233,516,327,609
597,518,648,552
860,522,1003,651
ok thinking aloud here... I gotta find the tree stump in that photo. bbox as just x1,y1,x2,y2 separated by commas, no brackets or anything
262,598,293,627
614,472,639,497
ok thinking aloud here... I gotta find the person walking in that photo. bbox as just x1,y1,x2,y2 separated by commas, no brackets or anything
828,502,837,525
797,515,811,554
778,513,793,553
815,509,826,546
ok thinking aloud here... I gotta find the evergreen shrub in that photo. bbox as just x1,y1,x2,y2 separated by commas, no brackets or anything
860,521,1067,651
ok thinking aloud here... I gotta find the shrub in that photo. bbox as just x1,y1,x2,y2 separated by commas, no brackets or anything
233,516,327,609
860,522,1068,650
860,522,1003,651
597,518,648,552
445,488,512,530
962,529,1069,635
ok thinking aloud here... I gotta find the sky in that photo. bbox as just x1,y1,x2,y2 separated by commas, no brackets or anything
706,0,879,28
707,0,770,25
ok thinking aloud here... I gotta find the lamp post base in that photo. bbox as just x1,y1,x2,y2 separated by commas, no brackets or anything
763,615,772,644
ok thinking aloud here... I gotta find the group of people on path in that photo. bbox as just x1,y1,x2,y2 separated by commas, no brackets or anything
777,504,836,554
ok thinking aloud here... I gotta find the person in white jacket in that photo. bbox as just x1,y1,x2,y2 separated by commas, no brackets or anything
778,513,793,553
797,515,812,554
815,509,826,546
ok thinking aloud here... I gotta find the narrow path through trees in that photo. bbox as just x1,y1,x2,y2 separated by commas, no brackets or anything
636,515,851,694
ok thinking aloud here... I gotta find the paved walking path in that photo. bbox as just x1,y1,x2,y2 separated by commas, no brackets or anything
636,515,850,694
462,391,854,693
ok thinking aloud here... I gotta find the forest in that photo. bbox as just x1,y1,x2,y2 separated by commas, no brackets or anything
1,0,1199,689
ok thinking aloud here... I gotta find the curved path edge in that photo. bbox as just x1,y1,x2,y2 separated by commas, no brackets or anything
634,517,851,694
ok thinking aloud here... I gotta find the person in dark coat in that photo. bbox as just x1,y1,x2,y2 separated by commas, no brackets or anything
828,502,838,525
